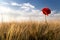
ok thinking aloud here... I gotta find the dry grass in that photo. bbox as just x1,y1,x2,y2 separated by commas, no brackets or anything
0,21,60,40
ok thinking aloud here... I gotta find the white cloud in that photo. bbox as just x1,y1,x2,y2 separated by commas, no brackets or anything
11,2,18,6
21,3,35,8
0,5,42,22
0,2,35,11
20,3,35,11
0,2,9,5
10,2,21,6
0,6,12,13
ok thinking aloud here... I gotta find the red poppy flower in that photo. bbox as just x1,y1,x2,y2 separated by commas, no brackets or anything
42,7,51,16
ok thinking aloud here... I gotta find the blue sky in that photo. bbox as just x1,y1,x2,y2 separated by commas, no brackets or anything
0,0,60,22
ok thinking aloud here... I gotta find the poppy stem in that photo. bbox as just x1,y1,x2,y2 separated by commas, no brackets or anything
45,15,47,24
45,15,48,28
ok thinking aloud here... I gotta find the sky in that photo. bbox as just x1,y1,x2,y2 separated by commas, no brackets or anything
0,0,60,22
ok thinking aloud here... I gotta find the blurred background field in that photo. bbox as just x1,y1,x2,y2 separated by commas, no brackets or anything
0,21,60,40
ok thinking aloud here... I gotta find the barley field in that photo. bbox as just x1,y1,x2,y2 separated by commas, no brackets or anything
0,21,60,40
